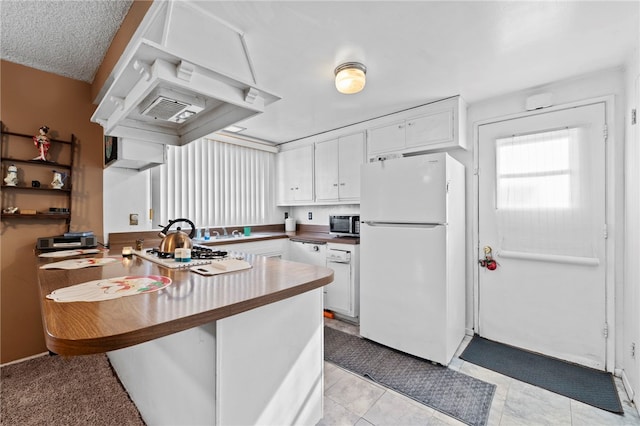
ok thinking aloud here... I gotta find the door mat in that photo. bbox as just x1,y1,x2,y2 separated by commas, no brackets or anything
460,335,623,414
324,326,495,426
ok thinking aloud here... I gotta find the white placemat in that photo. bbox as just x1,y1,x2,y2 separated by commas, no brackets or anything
38,248,101,258
46,275,172,302
40,257,120,270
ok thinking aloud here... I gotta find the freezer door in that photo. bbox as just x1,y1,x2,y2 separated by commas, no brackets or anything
361,153,447,223
359,222,450,364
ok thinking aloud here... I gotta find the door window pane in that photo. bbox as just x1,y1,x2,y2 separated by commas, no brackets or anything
496,128,576,210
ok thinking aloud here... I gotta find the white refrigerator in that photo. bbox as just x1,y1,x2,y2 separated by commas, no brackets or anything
359,153,465,366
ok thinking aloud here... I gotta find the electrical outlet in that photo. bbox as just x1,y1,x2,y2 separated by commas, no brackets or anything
308,212,313,220
129,213,139,226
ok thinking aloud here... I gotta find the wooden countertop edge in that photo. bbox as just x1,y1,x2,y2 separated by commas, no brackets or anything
42,273,334,356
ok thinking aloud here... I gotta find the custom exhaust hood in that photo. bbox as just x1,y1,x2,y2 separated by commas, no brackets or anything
91,1,280,147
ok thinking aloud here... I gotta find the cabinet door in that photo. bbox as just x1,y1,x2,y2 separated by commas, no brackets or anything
337,132,364,201
288,241,326,265
315,139,339,202
367,120,405,155
292,145,314,201
277,146,314,204
405,109,454,149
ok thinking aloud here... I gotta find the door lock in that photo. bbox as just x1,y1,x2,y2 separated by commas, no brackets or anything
479,245,498,270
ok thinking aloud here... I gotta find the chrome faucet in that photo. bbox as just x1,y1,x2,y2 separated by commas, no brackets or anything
232,229,241,237
221,227,228,236
212,230,220,239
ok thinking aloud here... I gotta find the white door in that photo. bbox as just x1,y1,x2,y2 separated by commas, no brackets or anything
478,102,608,370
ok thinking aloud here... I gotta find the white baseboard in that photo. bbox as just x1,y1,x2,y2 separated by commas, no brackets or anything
620,369,636,404
0,351,49,368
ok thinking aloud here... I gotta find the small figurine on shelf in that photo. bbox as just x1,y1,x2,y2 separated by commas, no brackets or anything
32,126,51,161
4,164,18,186
51,170,66,189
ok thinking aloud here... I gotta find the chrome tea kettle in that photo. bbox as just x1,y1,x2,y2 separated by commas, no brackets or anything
158,218,196,254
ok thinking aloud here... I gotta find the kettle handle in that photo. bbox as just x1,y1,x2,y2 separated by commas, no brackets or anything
160,218,197,239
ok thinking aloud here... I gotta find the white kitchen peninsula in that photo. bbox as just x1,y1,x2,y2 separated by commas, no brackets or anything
37,250,333,425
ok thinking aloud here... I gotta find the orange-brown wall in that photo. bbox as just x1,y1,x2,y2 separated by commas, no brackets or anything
0,61,105,362
0,0,150,364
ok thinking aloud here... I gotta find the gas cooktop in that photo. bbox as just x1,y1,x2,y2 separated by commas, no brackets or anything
135,245,229,269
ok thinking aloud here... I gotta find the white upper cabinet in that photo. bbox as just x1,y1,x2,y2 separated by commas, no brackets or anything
367,96,467,158
315,132,364,203
277,145,314,205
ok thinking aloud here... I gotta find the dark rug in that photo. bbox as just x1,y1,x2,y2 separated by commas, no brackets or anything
460,335,623,414
324,326,495,426
1,353,145,425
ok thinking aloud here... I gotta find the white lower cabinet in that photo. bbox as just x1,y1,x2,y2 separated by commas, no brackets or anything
325,243,359,321
287,240,327,266
108,288,324,426
214,239,286,258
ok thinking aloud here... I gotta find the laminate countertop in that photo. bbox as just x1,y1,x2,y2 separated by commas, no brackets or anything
36,250,334,356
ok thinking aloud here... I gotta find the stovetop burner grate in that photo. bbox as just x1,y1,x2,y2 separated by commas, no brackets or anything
146,246,228,260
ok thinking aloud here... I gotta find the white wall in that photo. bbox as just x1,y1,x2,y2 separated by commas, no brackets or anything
466,68,627,370
289,204,359,227
103,167,154,242
623,41,640,400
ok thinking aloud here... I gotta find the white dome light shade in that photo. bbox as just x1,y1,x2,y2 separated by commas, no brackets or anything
334,62,366,94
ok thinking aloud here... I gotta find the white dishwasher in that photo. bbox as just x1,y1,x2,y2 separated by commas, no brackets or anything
325,243,359,322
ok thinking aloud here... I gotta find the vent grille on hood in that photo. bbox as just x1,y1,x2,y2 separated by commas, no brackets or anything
141,95,205,123
143,97,190,120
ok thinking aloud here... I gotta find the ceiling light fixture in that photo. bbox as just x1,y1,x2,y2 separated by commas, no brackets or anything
334,62,366,94
223,125,246,133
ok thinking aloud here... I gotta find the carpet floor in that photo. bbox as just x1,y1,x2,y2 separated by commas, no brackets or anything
460,335,623,414
324,326,495,426
1,353,145,426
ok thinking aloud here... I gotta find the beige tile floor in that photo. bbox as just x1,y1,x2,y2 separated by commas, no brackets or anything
320,318,640,426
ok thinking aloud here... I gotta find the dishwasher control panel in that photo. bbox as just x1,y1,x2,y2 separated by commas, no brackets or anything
327,249,351,263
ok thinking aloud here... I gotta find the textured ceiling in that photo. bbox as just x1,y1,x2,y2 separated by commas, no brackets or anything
1,1,638,144
0,0,133,83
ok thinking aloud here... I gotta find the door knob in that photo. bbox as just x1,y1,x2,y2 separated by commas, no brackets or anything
480,246,497,270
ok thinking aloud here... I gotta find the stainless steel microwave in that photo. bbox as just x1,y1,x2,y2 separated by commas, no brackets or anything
329,214,360,237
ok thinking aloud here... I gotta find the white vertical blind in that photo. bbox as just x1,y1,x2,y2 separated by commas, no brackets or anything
152,138,278,228
495,127,598,258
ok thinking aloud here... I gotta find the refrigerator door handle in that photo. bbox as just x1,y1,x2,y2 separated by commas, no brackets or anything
363,222,445,228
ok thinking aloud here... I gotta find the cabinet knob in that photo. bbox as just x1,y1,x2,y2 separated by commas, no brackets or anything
407,121,414,126
333,183,338,187
340,183,346,186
